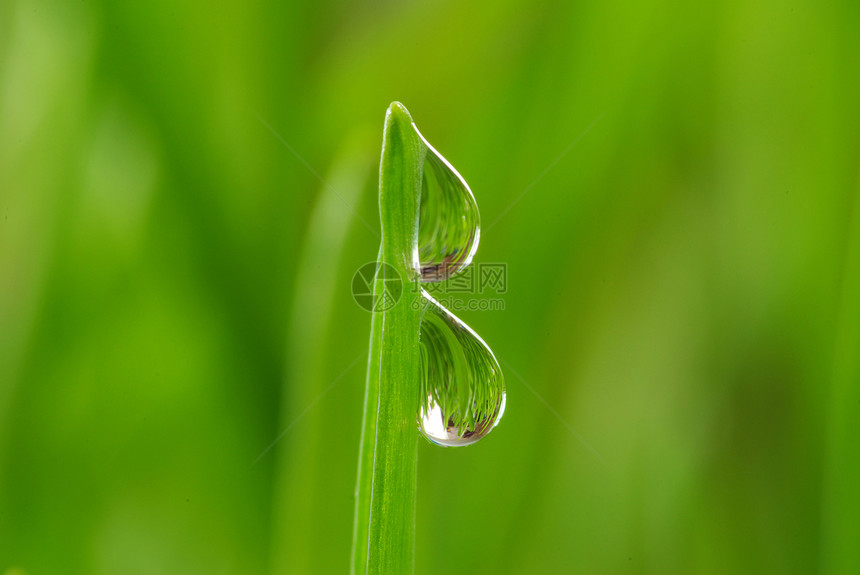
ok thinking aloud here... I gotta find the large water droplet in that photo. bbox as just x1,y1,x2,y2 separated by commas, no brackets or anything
417,291,505,446
414,128,480,282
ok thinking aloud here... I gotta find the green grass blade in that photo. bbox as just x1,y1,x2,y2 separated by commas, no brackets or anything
352,102,426,575
351,267,381,575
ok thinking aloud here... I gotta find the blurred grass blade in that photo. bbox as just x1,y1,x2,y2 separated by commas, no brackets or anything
352,103,426,575
270,134,371,574
823,176,860,573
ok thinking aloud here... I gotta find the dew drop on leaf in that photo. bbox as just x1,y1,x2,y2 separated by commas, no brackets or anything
417,291,505,446
413,125,480,283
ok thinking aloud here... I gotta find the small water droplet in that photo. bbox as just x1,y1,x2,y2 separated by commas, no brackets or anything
413,126,480,282
417,291,505,446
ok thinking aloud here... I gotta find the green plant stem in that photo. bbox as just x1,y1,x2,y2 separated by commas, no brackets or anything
352,102,426,575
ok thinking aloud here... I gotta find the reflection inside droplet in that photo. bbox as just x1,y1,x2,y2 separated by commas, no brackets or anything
413,127,480,283
417,291,505,447
419,393,506,447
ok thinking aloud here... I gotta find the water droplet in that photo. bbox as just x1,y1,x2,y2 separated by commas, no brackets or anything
417,291,505,446
413,127,480,282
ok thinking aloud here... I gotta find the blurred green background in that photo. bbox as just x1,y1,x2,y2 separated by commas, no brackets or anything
2,0,859,573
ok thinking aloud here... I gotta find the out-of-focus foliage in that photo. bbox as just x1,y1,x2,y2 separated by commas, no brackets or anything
1,0,858,573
